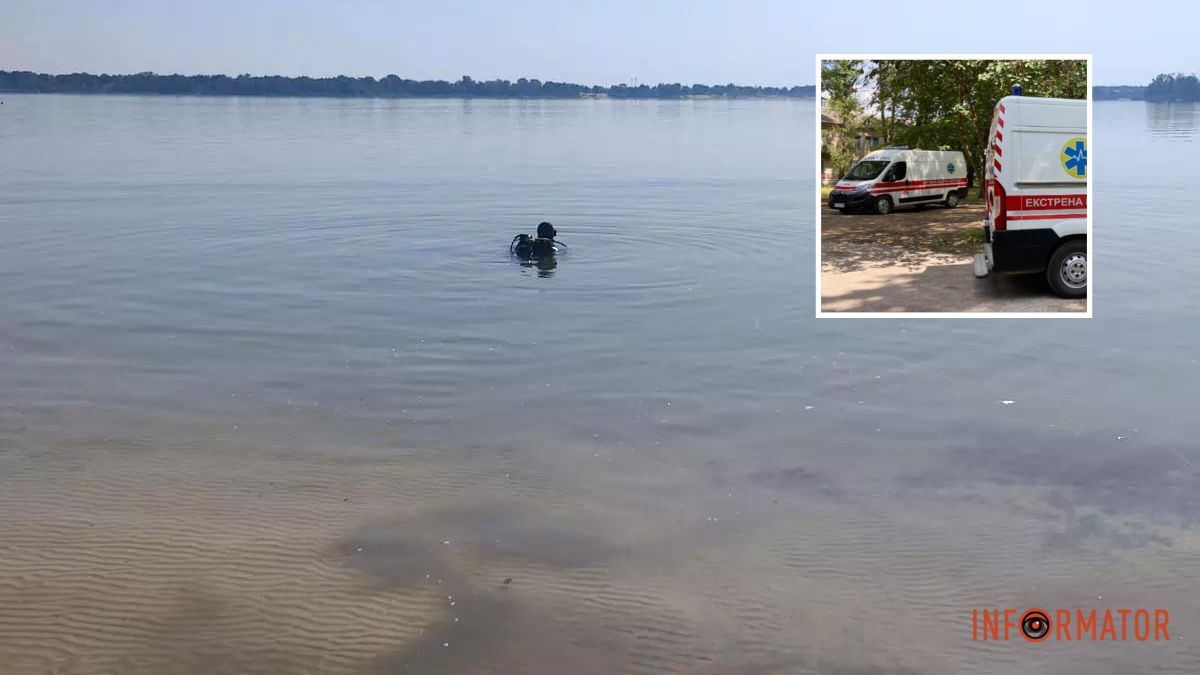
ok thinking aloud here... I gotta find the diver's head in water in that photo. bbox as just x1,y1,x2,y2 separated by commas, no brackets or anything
510,222,564,260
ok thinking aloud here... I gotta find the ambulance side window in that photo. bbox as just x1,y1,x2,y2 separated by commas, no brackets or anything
885,162,907,182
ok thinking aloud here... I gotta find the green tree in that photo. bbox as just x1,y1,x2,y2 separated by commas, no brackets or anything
845,59,1086,196
821,60,866,178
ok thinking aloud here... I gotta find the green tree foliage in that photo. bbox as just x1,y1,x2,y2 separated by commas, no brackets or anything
825,59,1086,194
0,70,814,100
821,60,866,177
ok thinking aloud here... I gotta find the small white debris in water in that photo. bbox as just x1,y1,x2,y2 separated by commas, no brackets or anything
874,375,881,379
594,453,600,458
356,547,363,553
443,642,449,648
1116,436,1126,440
1000,400,1015,405
805,406,814,410
442,540,451,545
454,617,459,623
450,601,456,606
425,574,430,579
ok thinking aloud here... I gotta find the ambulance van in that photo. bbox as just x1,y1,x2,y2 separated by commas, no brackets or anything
828,148,968,215
974,94,1087,298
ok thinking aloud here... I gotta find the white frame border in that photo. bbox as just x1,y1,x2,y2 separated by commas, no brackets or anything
814,53,1093,319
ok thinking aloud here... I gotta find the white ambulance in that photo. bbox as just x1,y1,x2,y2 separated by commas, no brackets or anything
974,94,1087,298
828,148,968,215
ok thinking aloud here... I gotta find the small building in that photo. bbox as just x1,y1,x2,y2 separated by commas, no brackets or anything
821,111,883,184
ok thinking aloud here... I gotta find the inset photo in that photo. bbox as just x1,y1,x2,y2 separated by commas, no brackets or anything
816,55,1091,317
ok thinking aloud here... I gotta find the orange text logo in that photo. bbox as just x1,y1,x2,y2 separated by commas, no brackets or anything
971,608,1170,642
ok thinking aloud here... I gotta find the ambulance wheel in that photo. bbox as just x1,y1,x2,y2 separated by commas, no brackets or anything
1047,240,1087,299
873,196,893,215
944,192,959,208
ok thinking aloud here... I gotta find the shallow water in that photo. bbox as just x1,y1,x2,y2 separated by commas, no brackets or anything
0,95,1198,673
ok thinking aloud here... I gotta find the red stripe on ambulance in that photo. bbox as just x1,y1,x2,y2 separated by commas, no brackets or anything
1007,213,1086,221
868,178,967,195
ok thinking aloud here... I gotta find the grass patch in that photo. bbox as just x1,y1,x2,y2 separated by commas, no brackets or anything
927,225,985,255
961,227,985,245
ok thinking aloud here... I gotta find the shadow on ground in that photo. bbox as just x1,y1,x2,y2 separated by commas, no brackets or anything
820,205,1086,313
822,259,1083,313
821,204,984,274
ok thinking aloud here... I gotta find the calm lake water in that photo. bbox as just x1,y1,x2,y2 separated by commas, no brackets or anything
1,95,1198,674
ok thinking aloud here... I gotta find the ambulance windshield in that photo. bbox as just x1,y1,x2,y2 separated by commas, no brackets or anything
843,160,890,180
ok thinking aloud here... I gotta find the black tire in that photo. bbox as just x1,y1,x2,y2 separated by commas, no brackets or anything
873,196,893,215
1046,240,1087,298
945,191,959,208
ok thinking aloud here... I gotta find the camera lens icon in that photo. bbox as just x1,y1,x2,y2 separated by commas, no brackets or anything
1020,609,1051,642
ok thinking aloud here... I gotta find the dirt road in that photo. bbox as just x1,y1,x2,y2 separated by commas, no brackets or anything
820,203,1086,314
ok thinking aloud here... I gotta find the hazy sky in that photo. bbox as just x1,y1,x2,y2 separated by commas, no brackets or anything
1,0,1193,85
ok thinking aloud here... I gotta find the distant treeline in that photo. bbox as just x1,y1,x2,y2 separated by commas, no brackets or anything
1093,85,1145,100
0,70,815,99
1145,73,1200,101
1095,74,1200,101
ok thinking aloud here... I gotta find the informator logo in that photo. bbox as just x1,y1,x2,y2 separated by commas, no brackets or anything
972,607,1170,642
1062,137,1087,179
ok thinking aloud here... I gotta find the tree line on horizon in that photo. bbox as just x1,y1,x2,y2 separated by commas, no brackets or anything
0,70,814,99
1095,73,1200,101
1144,73,1200,101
